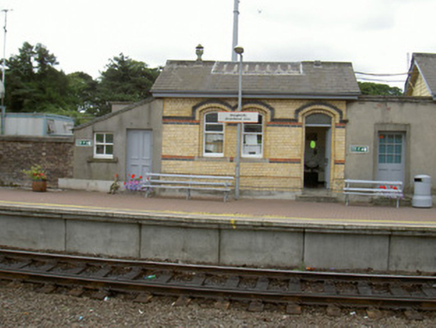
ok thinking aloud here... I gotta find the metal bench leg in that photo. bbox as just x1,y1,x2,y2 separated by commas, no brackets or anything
345,194,349,206
186,189,191,200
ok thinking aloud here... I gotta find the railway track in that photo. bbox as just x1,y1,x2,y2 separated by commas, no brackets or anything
0,249,435,313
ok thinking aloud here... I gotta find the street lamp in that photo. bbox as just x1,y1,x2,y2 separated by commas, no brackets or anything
234,46,244,200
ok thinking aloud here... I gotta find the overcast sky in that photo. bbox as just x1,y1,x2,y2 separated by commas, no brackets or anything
2,0,436,89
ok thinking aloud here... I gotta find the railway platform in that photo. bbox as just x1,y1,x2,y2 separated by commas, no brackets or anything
0,187,435,273
0,187,435,228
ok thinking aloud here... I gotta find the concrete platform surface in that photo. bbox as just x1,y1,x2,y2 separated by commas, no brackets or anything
0,187,435,229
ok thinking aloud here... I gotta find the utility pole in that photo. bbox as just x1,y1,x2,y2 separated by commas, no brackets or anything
232,0,239,62
1,9,11,135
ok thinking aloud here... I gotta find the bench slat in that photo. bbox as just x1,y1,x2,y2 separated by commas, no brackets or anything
145,173,233,180
343,179,403,208
345,179,402,185
143,185,231,191
142,173,234,202
344,188,402,193
147,180,230,187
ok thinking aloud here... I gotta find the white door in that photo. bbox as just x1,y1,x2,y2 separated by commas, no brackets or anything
377,132,405,182
126,130,153,178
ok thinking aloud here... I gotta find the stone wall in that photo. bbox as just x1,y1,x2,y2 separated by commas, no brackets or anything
0,136,74,188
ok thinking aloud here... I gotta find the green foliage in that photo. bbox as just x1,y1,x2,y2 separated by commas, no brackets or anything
93,53,160,116
5,42,71,113
358,82,402,96
4,42,160,122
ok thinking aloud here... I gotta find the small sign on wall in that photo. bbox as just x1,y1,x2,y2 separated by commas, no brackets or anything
350,145,369,153
76,139,92,147
218,112,258,123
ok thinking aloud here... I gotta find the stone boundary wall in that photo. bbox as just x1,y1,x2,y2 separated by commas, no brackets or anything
0,136,74,188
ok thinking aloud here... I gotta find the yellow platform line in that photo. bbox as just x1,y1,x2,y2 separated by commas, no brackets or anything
0,200,435,226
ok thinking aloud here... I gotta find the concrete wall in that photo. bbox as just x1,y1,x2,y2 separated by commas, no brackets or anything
1,205,435,273
73,98,163,181
346,97,436,193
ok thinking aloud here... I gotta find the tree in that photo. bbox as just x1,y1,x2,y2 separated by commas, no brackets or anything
4,43,160,120
67,72,98,113
5,42,70,112
92,53,160,116
358,82,402,96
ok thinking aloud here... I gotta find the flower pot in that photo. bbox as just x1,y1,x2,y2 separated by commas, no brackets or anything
32,180,47,192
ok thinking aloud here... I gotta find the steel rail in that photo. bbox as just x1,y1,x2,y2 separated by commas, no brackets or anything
0,249,435,311
1,248,435,282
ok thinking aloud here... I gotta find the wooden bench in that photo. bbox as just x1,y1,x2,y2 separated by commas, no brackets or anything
141,173,234,202
343,179,403,208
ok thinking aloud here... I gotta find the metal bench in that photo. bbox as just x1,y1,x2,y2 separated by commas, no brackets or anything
142,173,234,202
343,179,403,208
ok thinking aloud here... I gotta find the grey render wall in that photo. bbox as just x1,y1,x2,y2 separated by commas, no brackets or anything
346,97,436,193
0,206,435,272
0,135,74,188
73,98,163,181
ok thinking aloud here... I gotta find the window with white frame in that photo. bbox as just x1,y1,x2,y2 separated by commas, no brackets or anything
242,114,263,157
94,133,114,159
203,112,224,156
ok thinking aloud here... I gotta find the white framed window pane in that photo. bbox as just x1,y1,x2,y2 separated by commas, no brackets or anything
94,133,114,158
205,134,223,154
96,134,104,143
205,113,218,122
244,125,262,133
243,144,262,155
242,114,263,157
206,124,223,132
204,112,224,156
96,145,105,154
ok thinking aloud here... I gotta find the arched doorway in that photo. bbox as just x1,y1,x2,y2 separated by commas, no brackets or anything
304,113,332,189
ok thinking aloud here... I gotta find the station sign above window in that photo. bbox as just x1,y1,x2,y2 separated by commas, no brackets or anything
350,145,369,153
218,112,258,123
76,139,92,147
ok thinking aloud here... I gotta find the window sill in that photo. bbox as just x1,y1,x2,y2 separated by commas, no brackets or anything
196,156,230,162
87,156,118,163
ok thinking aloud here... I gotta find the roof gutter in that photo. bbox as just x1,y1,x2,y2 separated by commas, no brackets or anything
151,91,360,100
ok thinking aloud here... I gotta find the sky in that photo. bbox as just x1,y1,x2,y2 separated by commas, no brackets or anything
1,0,436,90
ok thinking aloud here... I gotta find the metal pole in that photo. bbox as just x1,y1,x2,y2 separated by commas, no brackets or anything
232,0,239,62
234,46,243,199
1,9,10,135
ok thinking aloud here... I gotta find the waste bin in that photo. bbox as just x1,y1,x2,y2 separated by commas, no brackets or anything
412,175,432,208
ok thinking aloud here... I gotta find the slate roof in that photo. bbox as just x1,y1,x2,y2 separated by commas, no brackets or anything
404,53,436,99
151,60,361,99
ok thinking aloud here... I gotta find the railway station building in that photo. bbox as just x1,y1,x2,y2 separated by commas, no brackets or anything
67,51,436,200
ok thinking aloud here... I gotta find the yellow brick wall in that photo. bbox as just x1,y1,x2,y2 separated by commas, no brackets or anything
162,98,347,192
162,124,199,157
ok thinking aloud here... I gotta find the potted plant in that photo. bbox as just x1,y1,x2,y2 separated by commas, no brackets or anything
22,164,48,192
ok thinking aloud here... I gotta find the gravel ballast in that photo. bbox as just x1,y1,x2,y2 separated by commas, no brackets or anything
0,282,435,327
